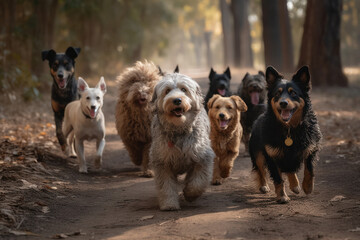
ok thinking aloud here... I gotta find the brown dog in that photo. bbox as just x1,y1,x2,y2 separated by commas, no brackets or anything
207,94,247,185
115,61,162,177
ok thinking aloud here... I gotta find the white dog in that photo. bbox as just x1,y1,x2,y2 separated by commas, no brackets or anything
150,73,214,210
63,77,106,173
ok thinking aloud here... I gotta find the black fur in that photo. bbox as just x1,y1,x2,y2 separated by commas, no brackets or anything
237,71,267,151
42,46,81,151
249,66,321,202
204,67,231,111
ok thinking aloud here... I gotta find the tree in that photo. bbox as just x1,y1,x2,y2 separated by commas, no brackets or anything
231,0,253,67
298,0,348,86
219,0,234,66
261,0,294,72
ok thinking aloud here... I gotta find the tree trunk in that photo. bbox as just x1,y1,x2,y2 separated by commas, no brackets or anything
219,0,234,66
204,31,212,68
298,0,347,86
231,0,253,67
262,0,293,72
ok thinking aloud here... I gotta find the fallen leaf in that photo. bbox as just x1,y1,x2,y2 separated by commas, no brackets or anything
19,179,38,190
41,206,50,214
330,195,346,202
39,131,47,136
8,229,38,236
140,215,154,221
53,233,68,239
348,227,360,232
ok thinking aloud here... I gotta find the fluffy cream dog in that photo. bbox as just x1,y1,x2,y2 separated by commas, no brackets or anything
63,77,106,173
115,61,161,177
150,73,215,211
207,94,247,185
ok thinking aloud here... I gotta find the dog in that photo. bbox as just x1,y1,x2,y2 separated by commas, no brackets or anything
42,46,81,153
237,71,266,151
207,94,247,185
63,77,107,173
204,67,231,111
249,66,322,203
150,72,215,210
115,61,162,177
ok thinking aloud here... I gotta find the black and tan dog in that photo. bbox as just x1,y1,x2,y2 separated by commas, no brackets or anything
237,71,266,151
42,47,81,153
249,66,322,203
204,67,231,111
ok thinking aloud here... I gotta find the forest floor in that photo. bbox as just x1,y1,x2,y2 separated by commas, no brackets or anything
0,69,360,240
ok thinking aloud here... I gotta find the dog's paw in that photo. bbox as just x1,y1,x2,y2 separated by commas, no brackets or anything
183,188,202,202
276,195,290,204
259,185,270,193
139,170,153,178
211,178,223,185
160,204,181,211
302,177,314,195
79,166,88,173
291,186,301,194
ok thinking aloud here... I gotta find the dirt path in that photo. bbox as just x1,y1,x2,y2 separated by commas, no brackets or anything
1,71,360,240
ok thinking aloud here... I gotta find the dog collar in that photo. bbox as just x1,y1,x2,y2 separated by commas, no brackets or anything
82,110,92,119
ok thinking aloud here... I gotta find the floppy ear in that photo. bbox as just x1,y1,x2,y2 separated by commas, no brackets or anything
292,65,311,92
174,65,179,73
265,66,282,88
151,85,159,104
230,95,247,112
207,94,221,110
209,68,216,80
41,49,56,62
224,67,231,79
258,70,265,77
65,47,81,59
96,76,107,94
78,77,89,94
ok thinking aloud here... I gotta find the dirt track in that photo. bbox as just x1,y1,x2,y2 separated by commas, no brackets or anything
1,70,360,240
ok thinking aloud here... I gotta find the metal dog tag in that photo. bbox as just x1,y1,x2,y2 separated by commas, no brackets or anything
285,137,293,147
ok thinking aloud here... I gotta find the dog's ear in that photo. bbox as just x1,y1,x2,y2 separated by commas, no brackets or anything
209,68,216,80
96,76,107,94
258,70,265,77
241,72,250,83
174,65,179,73
292,65,311,92
207,94,221,110
158,66,164,76
266,66,282,88
41,49,56,63
224,67,231,79
231,95,247,112
78,77,89,93
65,47,81,59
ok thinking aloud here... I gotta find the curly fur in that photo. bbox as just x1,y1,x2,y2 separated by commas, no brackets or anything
207,95,247,185
150,73,215,210
115,60,161,176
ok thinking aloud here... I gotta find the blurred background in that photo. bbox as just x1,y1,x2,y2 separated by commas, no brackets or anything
0,0,359,101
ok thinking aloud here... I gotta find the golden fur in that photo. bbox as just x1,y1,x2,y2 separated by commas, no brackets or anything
115,61,161,177
207,94,247,185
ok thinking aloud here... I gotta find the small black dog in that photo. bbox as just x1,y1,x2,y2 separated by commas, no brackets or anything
237,71,267,151
42,47,81,152
249,66,321,204
204,67,231,111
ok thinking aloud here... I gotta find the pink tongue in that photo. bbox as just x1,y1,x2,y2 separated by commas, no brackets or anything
90,109,96,118
281,109,291,120
220,120,228,128
250,92,260,105
218,89,226,96
59,80,65,88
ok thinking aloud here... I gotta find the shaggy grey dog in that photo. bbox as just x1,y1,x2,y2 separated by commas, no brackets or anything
150,73,215,211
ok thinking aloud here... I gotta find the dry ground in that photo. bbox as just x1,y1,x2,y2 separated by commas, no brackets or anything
0,69,359,240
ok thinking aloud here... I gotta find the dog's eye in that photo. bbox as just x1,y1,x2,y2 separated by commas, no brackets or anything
165,89,170,94
216,106,220,109
181,88,187,92
96,96,100,100
86,96,90,100
290,90,297,97
227,106,232,110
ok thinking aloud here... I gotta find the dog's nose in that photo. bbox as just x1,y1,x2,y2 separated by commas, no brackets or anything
91,105,96,109
219,113,225,119
58,73,64,79
279,100,288,109
173,98,182,105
